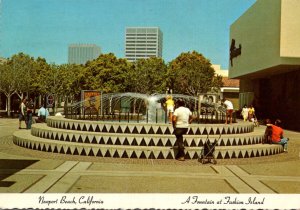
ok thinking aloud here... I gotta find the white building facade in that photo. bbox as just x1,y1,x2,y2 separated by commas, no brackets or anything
125,27,163,62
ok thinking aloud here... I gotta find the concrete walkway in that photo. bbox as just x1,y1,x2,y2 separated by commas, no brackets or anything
0,118,300,208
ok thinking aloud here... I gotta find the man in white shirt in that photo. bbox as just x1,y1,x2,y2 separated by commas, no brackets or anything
222,98,234,124
172,99,193,161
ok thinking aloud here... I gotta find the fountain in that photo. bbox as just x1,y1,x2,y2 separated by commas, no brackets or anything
13,92,284,160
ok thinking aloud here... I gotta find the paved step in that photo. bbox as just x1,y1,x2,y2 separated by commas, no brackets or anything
31,123,264,147
13,130,283,160
47,116,255,135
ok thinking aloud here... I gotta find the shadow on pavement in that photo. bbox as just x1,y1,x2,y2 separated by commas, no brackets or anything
0,159,38,187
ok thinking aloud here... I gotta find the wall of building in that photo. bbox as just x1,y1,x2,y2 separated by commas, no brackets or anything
229,0,282,78
247,69,300,131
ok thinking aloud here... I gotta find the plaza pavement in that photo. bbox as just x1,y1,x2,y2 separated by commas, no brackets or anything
0,118,300,194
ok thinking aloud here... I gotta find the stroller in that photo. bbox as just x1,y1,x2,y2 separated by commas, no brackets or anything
198,134,221,164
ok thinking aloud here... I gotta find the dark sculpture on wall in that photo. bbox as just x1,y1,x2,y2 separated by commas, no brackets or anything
230,39,242,66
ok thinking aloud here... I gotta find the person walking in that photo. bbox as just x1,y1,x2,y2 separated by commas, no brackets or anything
241,104,249,122
172,99,193,161
18,98,27,129
248,105,255,121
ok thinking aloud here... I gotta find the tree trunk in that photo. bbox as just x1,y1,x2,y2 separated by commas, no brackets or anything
6,94,12,117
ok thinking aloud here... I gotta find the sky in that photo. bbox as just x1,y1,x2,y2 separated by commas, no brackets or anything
0,0,255,69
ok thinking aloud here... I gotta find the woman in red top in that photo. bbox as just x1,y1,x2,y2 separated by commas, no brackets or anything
268,119,289,152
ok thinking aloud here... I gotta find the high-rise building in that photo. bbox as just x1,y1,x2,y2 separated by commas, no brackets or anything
125,27,163,62
68,44,101,64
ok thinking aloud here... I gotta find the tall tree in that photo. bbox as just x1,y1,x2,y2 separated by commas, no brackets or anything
82,53,132,93
168,51,222,96
126,57,167,94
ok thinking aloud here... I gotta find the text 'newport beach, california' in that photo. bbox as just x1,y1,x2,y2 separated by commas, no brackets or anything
38,195,104,206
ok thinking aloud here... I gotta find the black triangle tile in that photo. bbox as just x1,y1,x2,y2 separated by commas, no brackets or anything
124,126,131,134
95,125,100,132
90,136,97,144
192,152,199,159
231,128,236,134
243,139,247,145
226,140,231,146
99,137,105,144
47,146,52,152
109,126,115,133
221,128,226,135
60,134,64,141
89,125,94,132
164,127,171,135
42,132,46,138
166,152,173,159
195,128,201,135
37,144,42,151
220,140,225,146
148,152,155,159
250,151,255,157
190,140,196,147
42,145,47,152
50,133,54,140
238,151,243,158
77,124,81,131
202,128,208,135
261,150,265,156
62,123,66,129
67,123,70,130
157,139,164,146
84,136,90,143
224,152,230,159
53,146,58,153
80,149,87,156
65,135,70,142
132,126,139,134
32,143,36,150
232,139,237,146
113,151,120,158
244,151,249,158
96,149,103,157
238,139,242,146
157,152,164,159
209,129,214,135
102,125,108,132
82,124,87,131
46,132,50,139
198,140,204,147
87,149,94,156
66,148,72,155
140,138,147,146
71,135,76,142
216,128,220,135
166,139,173,147
123,138,129,145
73,148,79,155
156,127,163,134
107,137,113,145
71,124,76,130
59,147,65,154
248,138,252,145
131,138,138,146
140,127,146,134
139,151,147,159
188,129,194,135
148,139,155,146
184,152,191,159
77,135,83,143
217,152,223,159
148,127,155,134
231,151,237,158
130,151,137,158
115,138,121,145
256,150,260,157
121,151,129,158
104,150,111,157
